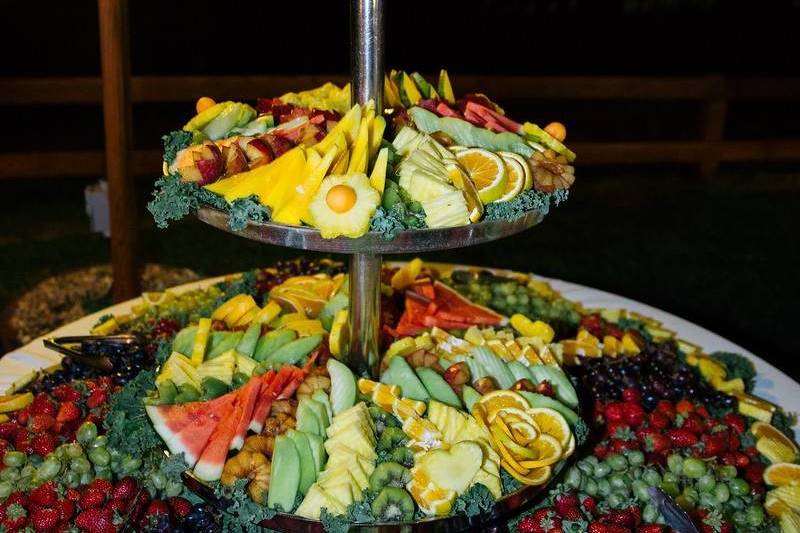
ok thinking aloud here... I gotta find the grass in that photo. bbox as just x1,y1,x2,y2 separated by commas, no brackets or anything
0,166,798,380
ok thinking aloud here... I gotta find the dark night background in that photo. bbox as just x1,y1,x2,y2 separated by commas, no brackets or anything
0,1,798,379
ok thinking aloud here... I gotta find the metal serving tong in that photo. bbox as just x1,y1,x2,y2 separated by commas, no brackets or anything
648,487,701,533
42,333,142,372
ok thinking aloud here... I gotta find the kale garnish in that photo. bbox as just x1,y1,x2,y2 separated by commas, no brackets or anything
147,173,203,229
500,468,523,495
484,189,569,222
618,317,653,343
160,452,189,484
453,483,495,517
215,479,276,533
772,409,797,440
162,130,193,166
154,339,172,366
216,270,258,304
710,352,757,392
572,418,590,447
319,508,350,533
103,370,161,456
93,313,114,328
228,195,271,232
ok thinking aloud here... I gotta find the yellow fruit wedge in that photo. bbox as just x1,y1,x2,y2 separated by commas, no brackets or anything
782,509,800,533
496,154,525,202
0,392,34,413
416,441,483,493
191,318,211,366
330,150,350,175
384,75,403,108
263,148,308,212
772,486,800,511
766,491,792,516
527,408,571,448
759,438,799,464
203,170,252,197
347,118,370,174
254,300,282,324
478,390,530,419
518,434,563,469
499,151,533,191
502,462,551,486
224,147,305,203
368,116,386,161
368,147,389,194
510,314,555,343
315,103,362,153
396,71,422,107
438,69,456,104
273,145,338,226
329,309,349,358
765,463,800,487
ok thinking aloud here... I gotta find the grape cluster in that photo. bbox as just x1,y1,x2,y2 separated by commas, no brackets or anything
444,270,581,338
574,341,735,411
179,503,221,532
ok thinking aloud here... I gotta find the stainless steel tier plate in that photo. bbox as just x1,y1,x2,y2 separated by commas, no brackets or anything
197,206,544,254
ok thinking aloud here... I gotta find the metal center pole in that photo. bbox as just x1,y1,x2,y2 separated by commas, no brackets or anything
348,0,384,377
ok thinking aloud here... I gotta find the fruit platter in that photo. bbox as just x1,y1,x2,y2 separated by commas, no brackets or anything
1,259,799,533
147,70,574,242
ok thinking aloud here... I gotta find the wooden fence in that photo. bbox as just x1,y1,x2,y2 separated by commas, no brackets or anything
2,74,800,180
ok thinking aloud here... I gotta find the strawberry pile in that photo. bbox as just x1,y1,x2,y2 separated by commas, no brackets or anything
516,490,666,533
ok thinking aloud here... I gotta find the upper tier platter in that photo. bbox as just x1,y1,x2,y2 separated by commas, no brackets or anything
197,206,544,254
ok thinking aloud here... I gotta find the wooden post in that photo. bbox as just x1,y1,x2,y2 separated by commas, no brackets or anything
700,75,728,177
98,0,139,301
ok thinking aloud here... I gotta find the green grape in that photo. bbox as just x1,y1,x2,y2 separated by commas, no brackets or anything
746,505,765,526
714,483,730,503
584,479,599,497
683,458,707,479
667,454,683,475
608,454,628,471
697,473,717,493
597,479,611,496
729,478,749,497
593,462,612,478
626,450,645,467
662,472,679,485
643,469,662,487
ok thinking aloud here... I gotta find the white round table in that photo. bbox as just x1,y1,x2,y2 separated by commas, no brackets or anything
2,267,797,429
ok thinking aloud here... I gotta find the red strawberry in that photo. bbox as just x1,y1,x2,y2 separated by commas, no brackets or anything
697,508,733,533
701,433,728,458
51,384,82,402
582,496,597,515
517,515,538,533
28,414,56,433
168,497,192,519
606,526,632,533
107,499,129,515
721,451,738,466
14,431,34,455
647,411,670,430
86,389,108,409
66,489,81,502
637,526,663,533
79,487,106,510
621,388,641,403
607,422,633,440
622,403,645,427
55,499,74,522
56,402,81,423
31,507,59,532
75,508,116,533
723,413,746,434
32,433,57,456
89,479,113,494
744,462,765,485
655,400,675,419
144,499,170,518
111,477,137,501
588,524,609,533
667,428,699,447
524,508,561,533
0,422,20,440
594,442,610,460
695,405,711,419
608,509,635,527
675,399,694,414
735,452,751,468
604,402,625,423
626,506,642,526
31,394,57,417
642,432,671,454
728,432,740,451
612,439,640,452
29,481,58,507
1,501,28,530
15,405,31,425
679,414,705,435
553,493,581,520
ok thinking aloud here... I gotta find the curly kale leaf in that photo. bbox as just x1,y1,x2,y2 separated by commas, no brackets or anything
154,339,172,366
162,130,193,165
453,483,496,518
320,509,350,533
369,203,426,241
484,189,569,222
216,270,258,304
228,195,271,232
710,352,757,392
104,370,161,456
148,173,203,228
572,417,590,447
500,468,523,495
772,409,797,441
215,479,276,533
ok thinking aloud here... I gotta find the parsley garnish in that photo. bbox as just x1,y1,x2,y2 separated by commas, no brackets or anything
103,370,161,456
453,483,495,517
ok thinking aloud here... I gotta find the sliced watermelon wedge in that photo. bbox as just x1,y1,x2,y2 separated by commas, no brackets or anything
276,367,305,400
249,367,291,433
194,396,244,481
229,377,263,451
432,281,506,325
146,393,236,467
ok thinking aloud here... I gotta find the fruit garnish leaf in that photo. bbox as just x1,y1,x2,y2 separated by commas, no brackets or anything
572,418,590,447
710,351,757,393
500,468,523,495
484,188,568,222
214,478,277,532
103,369,162,456
453,483,495,518
319,508,350,533
228,195,271,232
772,409,798,441
162,130,194,165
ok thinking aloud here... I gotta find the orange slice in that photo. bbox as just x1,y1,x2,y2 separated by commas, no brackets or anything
455,148,507,204
765,463,800,487
502,462,552,486
478,390,530,419
519,434,563,469
527,407,571,448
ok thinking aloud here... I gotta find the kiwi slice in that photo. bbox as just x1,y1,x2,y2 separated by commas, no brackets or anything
389,447,414,468
369,406,401,434
369,462,411,492
378,427,407,452
371,486,415,522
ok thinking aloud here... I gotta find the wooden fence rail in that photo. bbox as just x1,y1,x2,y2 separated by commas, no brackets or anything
1,75,800,180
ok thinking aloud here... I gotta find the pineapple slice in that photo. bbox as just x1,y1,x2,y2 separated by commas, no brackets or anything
422,190,470,228
309,174,380,239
